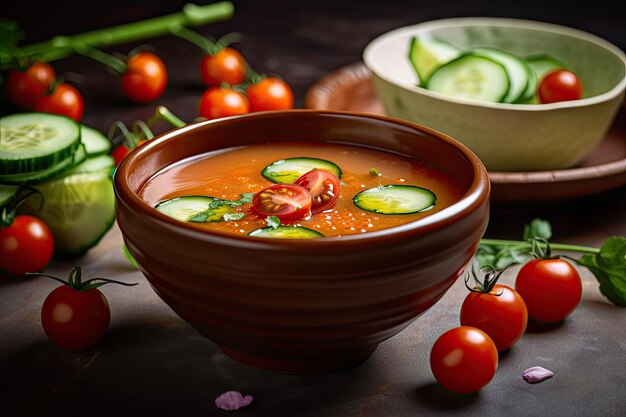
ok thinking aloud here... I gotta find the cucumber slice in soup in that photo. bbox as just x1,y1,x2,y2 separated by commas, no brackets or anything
353,185,436,215
155,196,240,222
408,37,461,86
469,48,532,103
261,157,342,184
81,125,112,156
427,54,510,103
247,225,324,239
0,144,87,185
19,169,116,256
0,112,81,175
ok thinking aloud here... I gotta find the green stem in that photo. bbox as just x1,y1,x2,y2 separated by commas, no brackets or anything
74,44,127,74
21,2,235,62
155,106,186,128
169,25,214,53
479,238,600,255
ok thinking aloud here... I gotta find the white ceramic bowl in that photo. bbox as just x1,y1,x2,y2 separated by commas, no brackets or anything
363,17,626,171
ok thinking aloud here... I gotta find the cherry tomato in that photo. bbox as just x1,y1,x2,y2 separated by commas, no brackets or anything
460,284,528,351
41,285,110,351
112,145,132,167
294,169,341,214
246,77,294,112
6,61,56,110
121,52,168,103
515,259,582,323
252,184,312,221
0,215,54,276
538,69,583,104
200,47,246,87
198,87,250,119
34,83,84,121
430,326,498,394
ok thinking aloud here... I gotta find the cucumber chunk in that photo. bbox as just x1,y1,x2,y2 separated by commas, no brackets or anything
524,55,569,103
427,54,510,103
469,48,532,103
155,196,241,222
247,225,324,239
408,37,461,86
0,144,87,185
0,112,81,175
20,169,116,256
261,157,342,184
353,185,436,215
81,125,112,156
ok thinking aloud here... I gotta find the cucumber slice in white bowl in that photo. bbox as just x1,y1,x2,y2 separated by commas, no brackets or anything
469,47,533,103
408,37,461,86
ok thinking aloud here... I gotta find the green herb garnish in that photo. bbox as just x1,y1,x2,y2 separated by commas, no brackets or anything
478,219,626,307
369,168,381,176
188,193,253,223
266,216,281,229
223,212,246,222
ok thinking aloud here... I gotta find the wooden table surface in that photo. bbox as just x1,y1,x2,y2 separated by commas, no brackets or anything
2,1,626,416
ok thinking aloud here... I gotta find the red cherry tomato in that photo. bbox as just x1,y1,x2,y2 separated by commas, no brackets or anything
430,326,498,394
460,284,528,351
246,77,294,112
252,184,312,221
200,47,246,87
294,169,341,214
198,87,250,119
538,69,583,103
0,215,54,276
41,285,110,351
121,52,168,103
515,258,582,322
111,145,132,167
34,83,84,121
6,61,56,110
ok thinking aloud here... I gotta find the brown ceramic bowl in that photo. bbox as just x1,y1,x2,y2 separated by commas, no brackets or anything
114,110,490,374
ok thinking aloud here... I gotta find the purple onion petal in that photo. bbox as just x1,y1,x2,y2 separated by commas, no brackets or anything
215,391,254,411
523,366,554,383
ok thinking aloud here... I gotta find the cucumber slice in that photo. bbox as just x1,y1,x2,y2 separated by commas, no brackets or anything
408,37,461,86
155,196,240,222
64,155,115,176
0,144,87,185
261,157,342,184
0,112,81,175
427,54,510,103
20,169,116,256
0,185,20,208
81,125,112,156
469,48,532,103
353,185,436,215
524,55,569,104
247,225,324,239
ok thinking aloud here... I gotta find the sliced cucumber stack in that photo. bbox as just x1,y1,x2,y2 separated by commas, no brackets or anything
247,225,324,239
353,185,436,215
0,113,85,183
469,48,534,103
262,157,342,184
81,125,112,157
19,155,117,256
408,37,461,86
155,196,241,222
427,54,510,103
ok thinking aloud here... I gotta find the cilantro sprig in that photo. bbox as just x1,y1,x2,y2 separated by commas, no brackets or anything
477,219,626,307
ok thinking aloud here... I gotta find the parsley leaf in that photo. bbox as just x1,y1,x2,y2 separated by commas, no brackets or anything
223,212,246,222
577,237,626,307
266,216,281,229
523,219,552,240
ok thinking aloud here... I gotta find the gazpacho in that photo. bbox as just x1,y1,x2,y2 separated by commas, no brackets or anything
139,141,464,238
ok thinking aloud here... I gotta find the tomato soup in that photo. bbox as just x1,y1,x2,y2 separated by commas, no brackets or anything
139,141,464,238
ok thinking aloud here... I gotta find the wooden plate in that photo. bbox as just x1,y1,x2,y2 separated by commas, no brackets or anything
305,61,626,205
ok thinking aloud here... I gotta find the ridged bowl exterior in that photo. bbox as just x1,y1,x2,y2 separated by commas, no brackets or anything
114,110,490,373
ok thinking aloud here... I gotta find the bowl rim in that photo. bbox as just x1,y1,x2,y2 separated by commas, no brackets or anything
114,109,490,249
363,17,626,110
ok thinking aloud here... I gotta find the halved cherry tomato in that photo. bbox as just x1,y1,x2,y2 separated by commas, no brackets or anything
198,87,250,119
460,284,528,351
200,47,246,87
252,184,311,221
294,169,341,214
515,258,582,322
0,215,54,276
6,61,56,110
538,69,583,104
430,326,498,394
121,52,168,103
34,82,84,121
246,77,294,112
